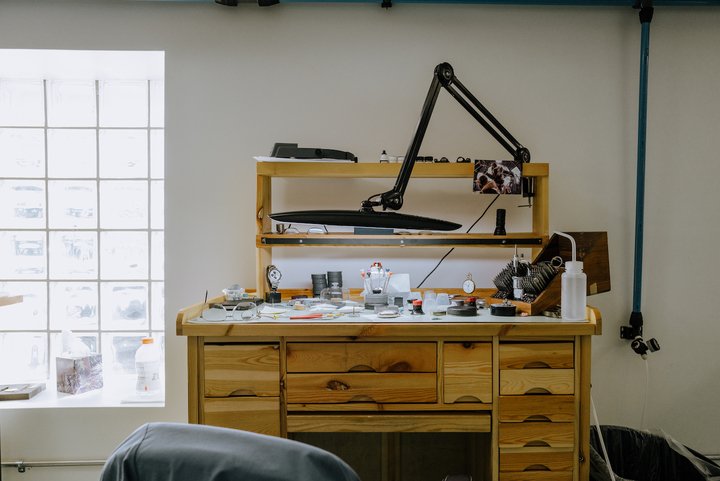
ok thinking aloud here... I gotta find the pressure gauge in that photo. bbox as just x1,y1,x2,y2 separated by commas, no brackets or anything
266,265,282,291
462,273,476,294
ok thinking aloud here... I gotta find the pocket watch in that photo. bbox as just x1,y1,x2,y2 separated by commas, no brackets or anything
462,273,476,294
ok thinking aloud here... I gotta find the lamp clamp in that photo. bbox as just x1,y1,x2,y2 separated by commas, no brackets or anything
631,336,660,359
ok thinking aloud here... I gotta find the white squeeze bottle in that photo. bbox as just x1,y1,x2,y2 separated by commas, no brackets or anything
135,337,162,394
555,232,587,321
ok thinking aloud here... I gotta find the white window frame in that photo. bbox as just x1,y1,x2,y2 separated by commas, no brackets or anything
0,50,165,408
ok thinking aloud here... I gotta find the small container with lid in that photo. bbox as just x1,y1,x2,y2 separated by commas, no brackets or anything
135,337,163,395
412,299,424,315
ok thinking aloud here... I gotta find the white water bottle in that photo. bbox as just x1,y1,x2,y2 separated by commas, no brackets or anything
555,232,587,321
135,337,162,394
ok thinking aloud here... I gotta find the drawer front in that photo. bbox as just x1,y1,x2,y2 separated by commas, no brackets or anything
287,373,437,403
287,342,436,373
443,342,492,403
499,449,574,472
499,395,575,422
499,343,574,369
287,413,491,433
499,422,575,448
499,472,573,481
203,397,280,436
204,344,279,397
500,369,574,395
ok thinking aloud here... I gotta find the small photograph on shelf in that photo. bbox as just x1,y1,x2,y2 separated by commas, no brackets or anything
473,159,522,194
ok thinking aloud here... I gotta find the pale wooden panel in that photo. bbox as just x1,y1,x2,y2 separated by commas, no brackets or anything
256,161,548,178
499,343,574,369
287,413,490,433
287,342,436,373
499,449,574,472
443,342,492,404
500,472,573,481
181,321,600,339
288,402,491,412
203,397,280,436
578,336,592,481
187,337,200,424
287,373,437,403
204,344,279,397
499,422,574,448
499,395,575,422
500,369,574,396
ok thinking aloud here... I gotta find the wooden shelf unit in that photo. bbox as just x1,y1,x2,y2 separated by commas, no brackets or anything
255,161,549,297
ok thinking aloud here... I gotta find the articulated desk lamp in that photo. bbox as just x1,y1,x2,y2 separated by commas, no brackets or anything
270,62,531,231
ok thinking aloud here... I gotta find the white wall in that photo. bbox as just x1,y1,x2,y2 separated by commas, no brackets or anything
1,1,719,479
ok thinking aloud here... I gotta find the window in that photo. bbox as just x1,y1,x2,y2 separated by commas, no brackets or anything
0,50,164,406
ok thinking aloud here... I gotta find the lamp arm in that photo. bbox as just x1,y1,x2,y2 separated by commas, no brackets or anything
363,62,530,213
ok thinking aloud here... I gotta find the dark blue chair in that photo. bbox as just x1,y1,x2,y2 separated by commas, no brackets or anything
100,422,361,481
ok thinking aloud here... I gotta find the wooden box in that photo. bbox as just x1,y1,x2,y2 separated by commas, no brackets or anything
487,231,611,315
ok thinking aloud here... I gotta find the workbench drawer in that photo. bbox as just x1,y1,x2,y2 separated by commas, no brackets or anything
500,369,574,395
286,373,437,403
499,472,573,481
499,342,574,369
204,344,279,397
286,342,436,373
443,342,492,404
499,422,574,448
499,448,574,473
499,395,575,422
203,397,280,436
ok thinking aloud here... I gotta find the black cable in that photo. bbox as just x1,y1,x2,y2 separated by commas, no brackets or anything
416,194,500,289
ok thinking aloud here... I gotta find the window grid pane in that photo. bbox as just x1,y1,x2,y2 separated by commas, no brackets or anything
0,74,164,400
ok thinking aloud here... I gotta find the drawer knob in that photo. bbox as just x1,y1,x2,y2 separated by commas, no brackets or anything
229,389,257,397
524,414,552,422
525,387,552,395
348,364,376,372
326,380,350,391
524,440,551,448
453,395,483,403
523,361,551,369
349,395,376,402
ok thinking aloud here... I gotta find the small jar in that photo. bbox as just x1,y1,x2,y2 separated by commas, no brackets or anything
412,299,424,315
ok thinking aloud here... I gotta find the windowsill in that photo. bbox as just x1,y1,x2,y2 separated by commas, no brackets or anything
0,374,164,409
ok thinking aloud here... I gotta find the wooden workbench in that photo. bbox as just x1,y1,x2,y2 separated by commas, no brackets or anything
177,299,601,481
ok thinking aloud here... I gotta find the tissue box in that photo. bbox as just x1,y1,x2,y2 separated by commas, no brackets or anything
56,354,103,395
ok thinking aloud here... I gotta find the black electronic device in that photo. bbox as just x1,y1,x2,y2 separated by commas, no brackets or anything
270,63,530,231
494,208,507,235
490,302,517,317
271,143,357,162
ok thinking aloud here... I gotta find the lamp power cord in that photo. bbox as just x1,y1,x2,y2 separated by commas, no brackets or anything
416,194,500,289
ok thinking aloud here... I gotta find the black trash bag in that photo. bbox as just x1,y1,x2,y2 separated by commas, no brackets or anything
590,425,720,481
